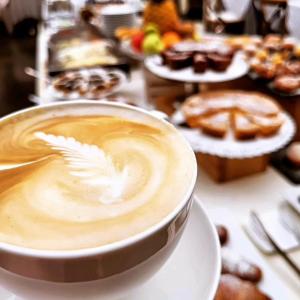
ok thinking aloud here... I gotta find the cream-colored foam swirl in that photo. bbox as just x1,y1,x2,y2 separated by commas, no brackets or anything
0,114,195,250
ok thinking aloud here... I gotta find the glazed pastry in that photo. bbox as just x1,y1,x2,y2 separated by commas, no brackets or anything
214,274,272,300
216,225,229,246
286,142,300,167
193,54,208,73
199,112,230,138
207,54,232,72
273,75,300,94
221,251,263,283
251,63,276,80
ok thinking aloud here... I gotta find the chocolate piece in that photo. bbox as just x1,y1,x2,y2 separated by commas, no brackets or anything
167,53,193,70
216,225,229,246
207,54,232,72
193,54,208,73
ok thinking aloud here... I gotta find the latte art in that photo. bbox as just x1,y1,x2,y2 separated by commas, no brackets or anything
35,132,128,204
0,108,195,250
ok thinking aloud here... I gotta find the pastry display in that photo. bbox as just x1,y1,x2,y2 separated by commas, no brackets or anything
247,34,300,95
214,275,271,300
51,69,125,99
181,91,284,140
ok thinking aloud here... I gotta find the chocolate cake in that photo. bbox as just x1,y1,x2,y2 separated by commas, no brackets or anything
193,54,208,73
207,54,232,72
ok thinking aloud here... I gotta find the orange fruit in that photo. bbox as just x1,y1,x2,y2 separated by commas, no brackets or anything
162,32,181,49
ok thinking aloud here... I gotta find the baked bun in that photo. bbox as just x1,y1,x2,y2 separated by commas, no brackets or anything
286,142,300,167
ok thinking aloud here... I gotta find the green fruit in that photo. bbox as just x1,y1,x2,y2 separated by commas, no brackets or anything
142,33,164,54
144,23,160,36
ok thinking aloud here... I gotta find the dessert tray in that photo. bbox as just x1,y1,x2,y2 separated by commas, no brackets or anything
144,51,249,83
0,200,220,300
172,110,295,159
45,68,127,100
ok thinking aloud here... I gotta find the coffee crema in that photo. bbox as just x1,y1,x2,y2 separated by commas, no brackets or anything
0,108,195,250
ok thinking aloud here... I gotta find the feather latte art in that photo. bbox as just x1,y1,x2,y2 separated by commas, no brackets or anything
0,104,196,250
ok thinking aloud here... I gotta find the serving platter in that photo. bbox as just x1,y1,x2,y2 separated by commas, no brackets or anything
144,51,249,83
171,111,295,159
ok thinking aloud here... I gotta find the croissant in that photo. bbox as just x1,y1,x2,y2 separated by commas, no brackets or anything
214,275,272,300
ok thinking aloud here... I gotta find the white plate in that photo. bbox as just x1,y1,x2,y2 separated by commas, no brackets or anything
0,200,220,300
207,207,293,300
145,52,249,83
172,111,295,159
45,69,127,101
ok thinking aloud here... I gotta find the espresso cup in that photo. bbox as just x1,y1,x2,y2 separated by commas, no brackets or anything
0,101,216,300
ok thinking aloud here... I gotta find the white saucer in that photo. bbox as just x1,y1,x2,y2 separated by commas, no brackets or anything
0,200,221,300
145,52,249,83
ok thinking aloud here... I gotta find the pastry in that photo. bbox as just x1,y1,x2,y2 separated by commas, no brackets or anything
282,37,296,52
249,114,283,136
278,61,300,76
181,91,283,140
273,75,300,94
167,53,193,70
232,111,260,140
199,112,230,138
161,49,177,65
237,93,280,117
193,54,208,73
216,225,229,246
207,54,232,72
251,63,276,80
221,252,263,283
214,274,272,300
286,142,300,167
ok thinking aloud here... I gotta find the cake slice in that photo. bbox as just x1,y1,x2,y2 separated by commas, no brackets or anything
249,113,284,136
199,112,230,138
232,111,260,140
236,93,280,117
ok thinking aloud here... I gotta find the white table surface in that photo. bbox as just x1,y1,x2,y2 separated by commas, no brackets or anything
36,25,300,299
195,167,300,299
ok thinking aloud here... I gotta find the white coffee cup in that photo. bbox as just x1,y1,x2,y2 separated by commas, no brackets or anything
0,101,219,300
